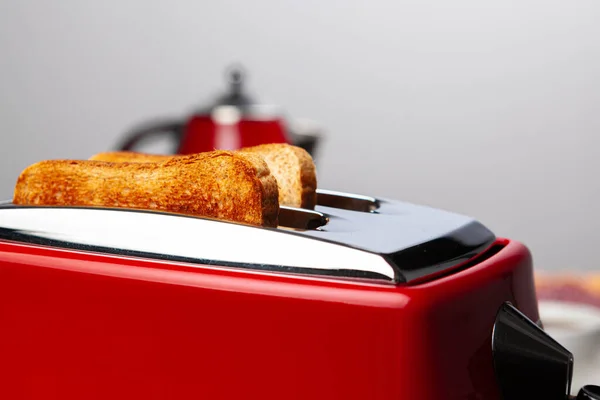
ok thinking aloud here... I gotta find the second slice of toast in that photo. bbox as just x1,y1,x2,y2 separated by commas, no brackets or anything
90,144,317,209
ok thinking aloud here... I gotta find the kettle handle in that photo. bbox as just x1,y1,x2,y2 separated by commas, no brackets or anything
117,119,184,153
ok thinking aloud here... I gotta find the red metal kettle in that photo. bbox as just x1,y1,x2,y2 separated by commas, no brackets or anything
116,65,321,156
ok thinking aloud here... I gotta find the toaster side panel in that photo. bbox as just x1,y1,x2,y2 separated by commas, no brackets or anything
0,239,536,400
0,241,430,400
399,239,538,400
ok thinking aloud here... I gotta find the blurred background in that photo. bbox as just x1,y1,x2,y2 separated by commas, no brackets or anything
0,0,599,272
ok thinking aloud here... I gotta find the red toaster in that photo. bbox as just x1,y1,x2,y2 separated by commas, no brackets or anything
0,190,583,399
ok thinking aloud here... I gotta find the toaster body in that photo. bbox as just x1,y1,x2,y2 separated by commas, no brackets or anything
0,191,538,400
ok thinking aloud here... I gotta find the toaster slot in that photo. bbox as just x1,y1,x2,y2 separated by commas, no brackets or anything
316,189,380,213
278,206,329,230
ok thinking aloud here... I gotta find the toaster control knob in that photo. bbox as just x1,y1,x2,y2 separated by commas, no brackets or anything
577,385,600,400
493,302,600,400
492,302,574,400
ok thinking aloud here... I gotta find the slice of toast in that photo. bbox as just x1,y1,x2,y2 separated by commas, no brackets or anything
90,143,317,209
13,151,279,227
239,144,317,210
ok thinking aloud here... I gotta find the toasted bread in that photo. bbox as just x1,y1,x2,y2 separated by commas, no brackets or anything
13,151,279,227
90,143,318,209
239,144,317,209
89,151,167,163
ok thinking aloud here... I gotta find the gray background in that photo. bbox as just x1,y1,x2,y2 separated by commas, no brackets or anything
1,0,599,271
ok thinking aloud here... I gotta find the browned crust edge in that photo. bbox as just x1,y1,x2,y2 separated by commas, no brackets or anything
230,152,280,227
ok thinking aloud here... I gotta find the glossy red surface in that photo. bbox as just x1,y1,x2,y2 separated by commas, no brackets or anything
0,238,538,399
178,116,288,154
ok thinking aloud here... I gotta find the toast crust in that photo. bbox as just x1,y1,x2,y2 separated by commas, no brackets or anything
239,144,317,209
14,151,279,227
89,151,170,163
90,144,318,209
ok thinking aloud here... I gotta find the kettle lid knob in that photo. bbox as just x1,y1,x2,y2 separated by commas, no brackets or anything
213,63,255,109
226,64,245,94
